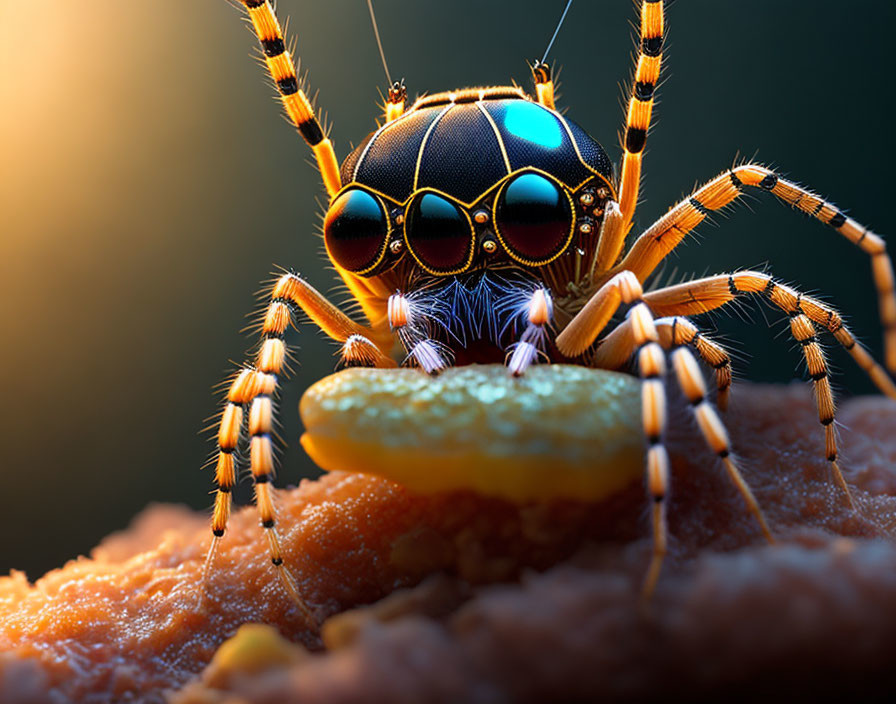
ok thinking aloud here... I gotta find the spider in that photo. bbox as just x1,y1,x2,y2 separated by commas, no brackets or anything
204,0,896,616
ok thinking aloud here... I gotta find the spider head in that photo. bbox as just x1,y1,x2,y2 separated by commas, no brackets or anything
323,91,615,279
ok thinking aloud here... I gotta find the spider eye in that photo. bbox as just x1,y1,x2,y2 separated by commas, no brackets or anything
404,193,474,275
323,189,389,274
494,172,574,266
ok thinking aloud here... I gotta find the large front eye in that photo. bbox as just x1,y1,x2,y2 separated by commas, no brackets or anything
404,193,474,275
494,172,574,266
323,189,389,275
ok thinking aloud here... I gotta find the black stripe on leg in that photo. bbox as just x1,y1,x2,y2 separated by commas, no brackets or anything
277,75,299,96
634,81,655,100
642,36,663,57
759,174,778,191
260,37,286,57
729,170,745,190
689,197,710,215
626,127,647,153
728,276,738,296
244,0,265,8
829,211,847,229
297,118,324,146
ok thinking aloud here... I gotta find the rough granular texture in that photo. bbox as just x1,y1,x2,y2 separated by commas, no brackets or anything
1,383,895,702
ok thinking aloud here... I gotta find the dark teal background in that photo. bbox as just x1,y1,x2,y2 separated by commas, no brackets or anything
1,1,893,577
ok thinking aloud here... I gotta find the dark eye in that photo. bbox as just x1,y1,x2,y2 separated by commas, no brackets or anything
404,193,474,275
323,189,389,274
494,172,574,265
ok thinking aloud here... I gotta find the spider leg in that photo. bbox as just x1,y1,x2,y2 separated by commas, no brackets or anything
555,270,646,357
204,272,389,615
507,288,553,376
645,270,896,507
236,1,340,196
628,303,672,599
591,200,625,277
592,306,771,597
388,292,450,374
340,333,398,368
551,271,675,595
615,163,896,370
656,316,733,412
667,343,774,542
617,0,665,231
596,315,734,411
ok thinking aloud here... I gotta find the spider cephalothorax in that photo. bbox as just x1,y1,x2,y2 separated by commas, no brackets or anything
325,88,614,280
205,1,896,619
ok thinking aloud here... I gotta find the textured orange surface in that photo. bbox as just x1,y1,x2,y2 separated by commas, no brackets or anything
1,384,895,702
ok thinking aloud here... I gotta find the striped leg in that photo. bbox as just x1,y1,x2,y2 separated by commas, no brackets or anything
507,288,553,376
204,272,386,613
617,0,665,230
656,317,733,411
548,271,672,594
388,293,450,374
592,315,734,411
668,344,774,539
645,271,896,506
615,163,896,370
591,316,731,411
628,303,672,598
592,304,765,595
238,0,341,196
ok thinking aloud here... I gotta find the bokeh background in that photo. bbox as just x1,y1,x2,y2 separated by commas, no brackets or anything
1,1,893,578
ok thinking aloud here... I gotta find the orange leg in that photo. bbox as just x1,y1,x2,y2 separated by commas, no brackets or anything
656,317,733,412
556,270,645,357
591,200,625,276
588,302,771,597
628,303,672,599
667,343,773,540
615,163,896,370
237,1,341,196
203,272,389,615
597,315,734,411
645,270,896,506
554,271,677,595
617,0,665,231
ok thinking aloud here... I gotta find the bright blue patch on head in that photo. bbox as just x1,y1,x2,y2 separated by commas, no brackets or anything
503,102,563,149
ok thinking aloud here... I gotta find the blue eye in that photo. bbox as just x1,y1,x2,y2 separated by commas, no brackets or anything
404,193,474,275
323,189,389,274
494,173,574,266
